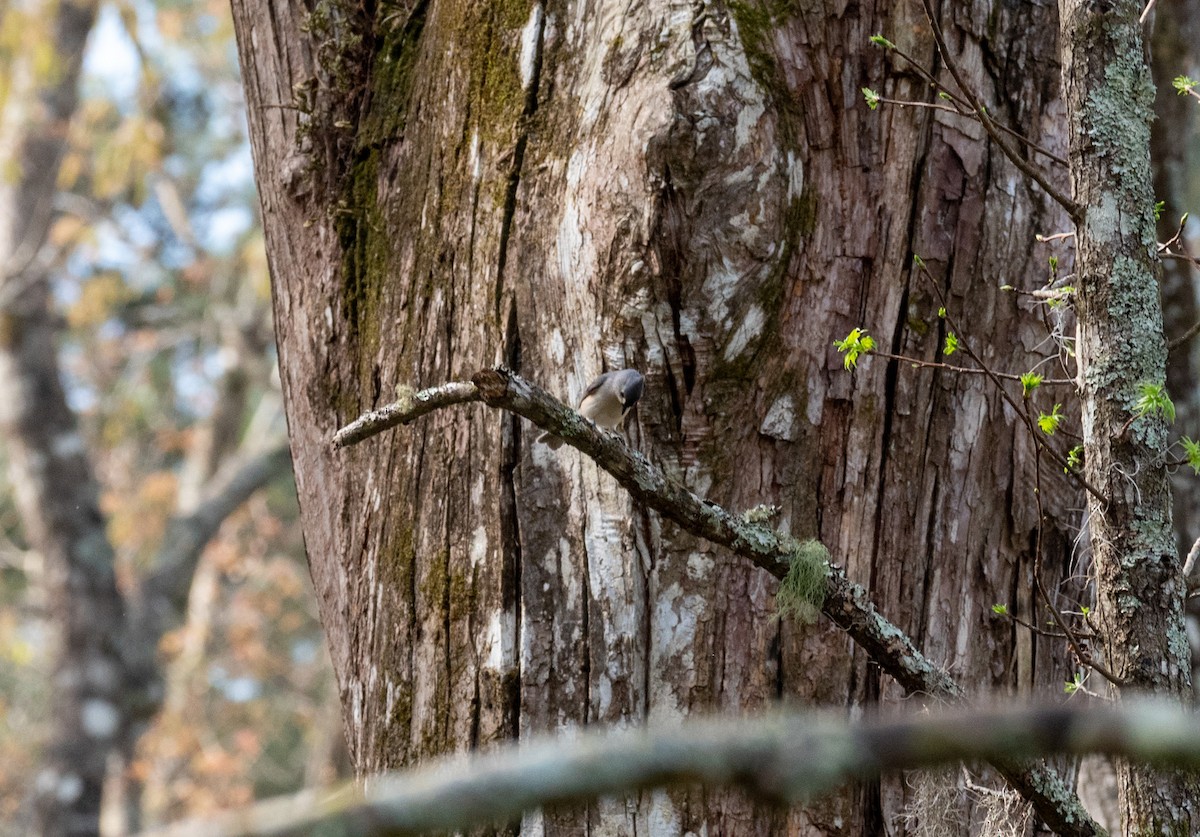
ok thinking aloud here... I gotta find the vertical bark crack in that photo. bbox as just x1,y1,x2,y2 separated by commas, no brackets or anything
637,509,654,719
578,505,592,725
499,303,523,742
493,2,546,319
866,285,905,595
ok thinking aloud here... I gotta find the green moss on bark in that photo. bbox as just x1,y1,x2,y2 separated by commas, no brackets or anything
359,0,430,146
459,1,531,145
728,0,802,145
381,525,417,597
449,565,477,620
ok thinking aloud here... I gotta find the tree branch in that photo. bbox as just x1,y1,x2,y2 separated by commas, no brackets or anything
918,0,1080,219
332,382,480,447
142,444,294,613
873,44,1068,167
142,702,1200,837
332,367,1104,835
119,442,294,732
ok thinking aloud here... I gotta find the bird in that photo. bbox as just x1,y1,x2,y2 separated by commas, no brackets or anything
539,369,645,450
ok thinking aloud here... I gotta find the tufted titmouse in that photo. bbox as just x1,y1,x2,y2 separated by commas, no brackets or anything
538,368,645,449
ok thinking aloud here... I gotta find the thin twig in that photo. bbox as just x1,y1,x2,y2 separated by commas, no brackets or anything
917,263,1106,503
882,45,1068,166
1159,213,1188,251
1161,252,1200,267
1031,446,1123,686
874,349,1074,385
918,0,1080,217
875,96,969,115
1161,314,1200,350
996,607,1080,640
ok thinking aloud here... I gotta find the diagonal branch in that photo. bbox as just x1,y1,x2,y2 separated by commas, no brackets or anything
332,382,480,447
332,367,1104,836
876,43,1068,167
141,443,294,614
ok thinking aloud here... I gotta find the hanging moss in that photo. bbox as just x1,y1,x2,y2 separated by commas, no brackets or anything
776,538,830,624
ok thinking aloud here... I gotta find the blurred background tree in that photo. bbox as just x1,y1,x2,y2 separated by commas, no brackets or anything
0,1,344,834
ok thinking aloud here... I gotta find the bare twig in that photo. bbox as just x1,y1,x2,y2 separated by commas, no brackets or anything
332,382,481,447
995,607,1087,641
1159,213,1188,251
879,44,1068,166
918,0,1080,217
1031,446,1122,686
142,703,1200,837
874,349,1073,385
143,444,294,605
917,263,1106,503
1163,228,1200,354
1161,252,1200,268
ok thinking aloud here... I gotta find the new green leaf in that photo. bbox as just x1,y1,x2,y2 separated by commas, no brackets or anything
1134,382,1175,423
1182,436,1200,476
834,328,876,369
1020,372,1043,398
1038,404,1063,435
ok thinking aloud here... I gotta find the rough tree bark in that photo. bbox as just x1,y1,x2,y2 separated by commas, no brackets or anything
1060,0,1200,831
230,0,1128,833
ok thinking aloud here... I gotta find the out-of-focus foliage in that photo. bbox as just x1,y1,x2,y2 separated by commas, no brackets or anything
0,0,343,830
134,492,340,824
0,482,49,828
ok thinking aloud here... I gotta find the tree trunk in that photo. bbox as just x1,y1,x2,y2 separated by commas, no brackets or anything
0,4,115,834
1152,0,1200,681
1060,0,1200,830
234,0,1104,832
